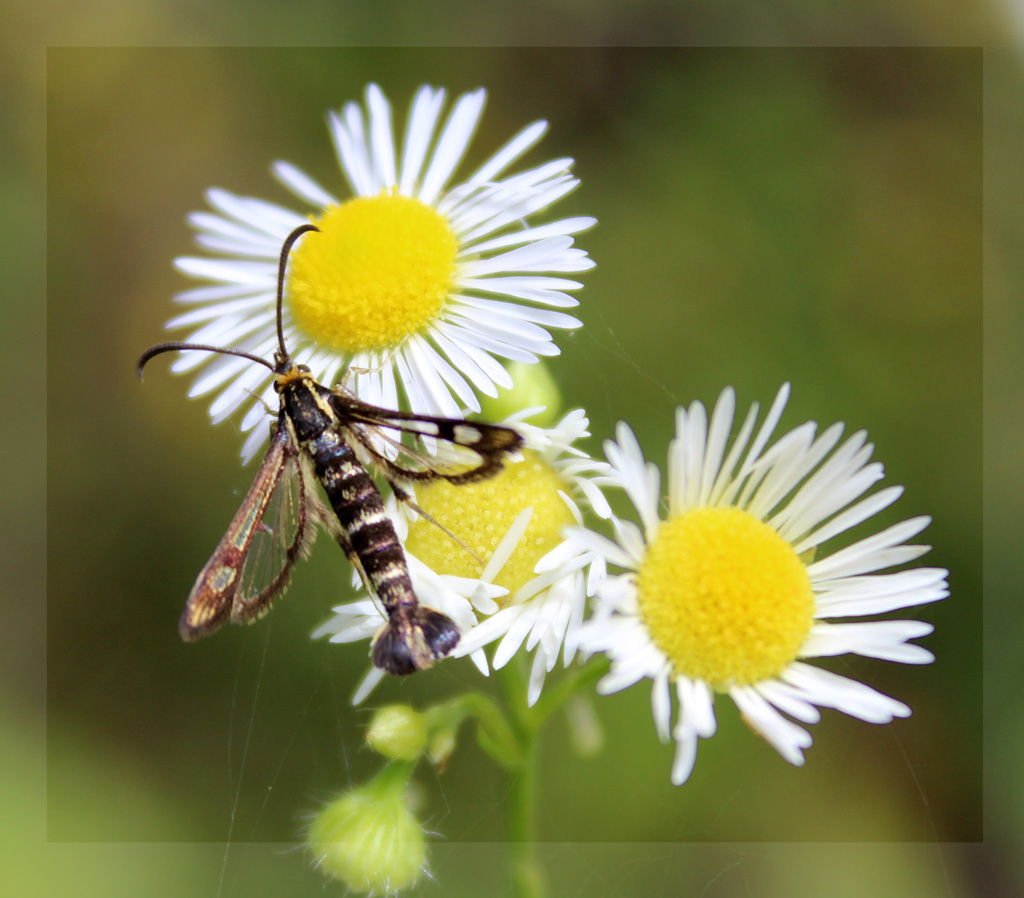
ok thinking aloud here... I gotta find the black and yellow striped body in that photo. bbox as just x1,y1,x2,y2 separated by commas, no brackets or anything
277,363,459,675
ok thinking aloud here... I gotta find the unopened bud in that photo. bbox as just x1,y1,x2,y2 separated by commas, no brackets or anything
367,705,428,761
308,765,426,894
479,360,561,427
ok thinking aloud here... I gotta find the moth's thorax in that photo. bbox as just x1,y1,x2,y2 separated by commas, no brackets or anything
277,367,334,444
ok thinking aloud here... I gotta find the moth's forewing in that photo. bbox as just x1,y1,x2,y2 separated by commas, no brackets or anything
178,423,291,641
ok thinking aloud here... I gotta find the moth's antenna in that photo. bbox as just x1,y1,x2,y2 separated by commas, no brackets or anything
137,342,275,379
276,223,320,359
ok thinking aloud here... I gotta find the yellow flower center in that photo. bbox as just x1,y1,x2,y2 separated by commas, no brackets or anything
288,193,458,352
636,506,814,691
405,450,574,602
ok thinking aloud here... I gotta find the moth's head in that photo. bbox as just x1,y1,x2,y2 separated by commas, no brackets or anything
272,355,312,392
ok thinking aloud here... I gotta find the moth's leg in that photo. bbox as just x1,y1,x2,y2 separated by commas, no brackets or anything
243,386,278,418
335,349,397,389
348,424,439,483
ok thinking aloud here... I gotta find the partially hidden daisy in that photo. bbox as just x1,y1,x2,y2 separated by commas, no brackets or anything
168,84,595,462
313,409,613,706
573,384,948,785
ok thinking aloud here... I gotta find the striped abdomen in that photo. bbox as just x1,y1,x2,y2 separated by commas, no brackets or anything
307,426,460,675
309,427,413,613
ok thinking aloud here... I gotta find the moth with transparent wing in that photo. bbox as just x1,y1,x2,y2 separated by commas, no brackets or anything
138,224,523,674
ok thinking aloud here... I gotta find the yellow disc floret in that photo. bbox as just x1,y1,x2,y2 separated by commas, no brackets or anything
288,192,457,352
636,506,814,691
405,450,574,602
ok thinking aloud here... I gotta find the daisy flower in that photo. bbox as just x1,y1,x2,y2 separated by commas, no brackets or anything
573,384,948,785
314,409,613,706
167,84,595,461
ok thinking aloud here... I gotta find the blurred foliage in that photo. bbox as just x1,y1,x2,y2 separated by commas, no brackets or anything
3,6,1019,896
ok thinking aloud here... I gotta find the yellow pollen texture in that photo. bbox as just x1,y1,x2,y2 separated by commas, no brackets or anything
404,451,574,603
287,193,457,352
636,506,814,691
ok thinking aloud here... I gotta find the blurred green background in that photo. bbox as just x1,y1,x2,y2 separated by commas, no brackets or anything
6,12,1019,897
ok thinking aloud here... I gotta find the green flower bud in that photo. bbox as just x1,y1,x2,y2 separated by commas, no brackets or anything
308,765,425,894
367,705,428,761
479,360,562,427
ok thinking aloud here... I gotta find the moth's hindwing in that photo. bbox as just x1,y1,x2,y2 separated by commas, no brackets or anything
329,388,524,485
178,422,318,640
229,426,321,626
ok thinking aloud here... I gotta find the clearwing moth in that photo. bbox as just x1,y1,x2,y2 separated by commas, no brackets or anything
139,224,524,675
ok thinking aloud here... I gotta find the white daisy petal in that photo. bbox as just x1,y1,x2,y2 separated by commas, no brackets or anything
428,328,502,396
527,652,550,707
406,334,480,411
175,257,276,286
328,105,368,195
814,568,949,616
458,237,575,278
205,188,307,234
708,394,759,507
782,662,911,723
731,686,810,766
468,648,490,676
754,679,822,724
272,160,339,208
419,88,486,205
565,526,634,570
481,508,534,583
700,387,734,506
802,621,935,663
806,516,933,580
790,485,904,554
752,423,848,522
452,294,582,330
670,733,699,786
458,276,583,308
449,303,562,344
609,517,648,569
598,661,650,695
398,85,445,195
239,421,271,464
652,665,672,743
452,179,583,245
466,217,597,254
452,607,518,656
403,335,463,418
469,119,549,184
366,83,397,188
167,295,272,328
436,319,546,363
676,677,717,739
493,608,539,670
732,383,790,488
174,282,265,304
188,212,282,252
351,666,387,706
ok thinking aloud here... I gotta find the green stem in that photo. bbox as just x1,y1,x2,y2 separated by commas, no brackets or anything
498,659,544,898
431,692,522,769
442,656,607,898
507,735,543,898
